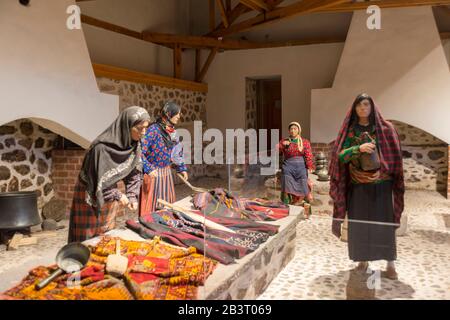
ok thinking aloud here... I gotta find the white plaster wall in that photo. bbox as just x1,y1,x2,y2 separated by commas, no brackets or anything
205,43,344,138
79,0,195,79
311,7,450,144
0,0,118,149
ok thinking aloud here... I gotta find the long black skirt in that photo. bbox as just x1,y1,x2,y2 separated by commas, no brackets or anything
347,181,397,262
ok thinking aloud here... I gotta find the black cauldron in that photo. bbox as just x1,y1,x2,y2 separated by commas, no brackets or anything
0,191,41,230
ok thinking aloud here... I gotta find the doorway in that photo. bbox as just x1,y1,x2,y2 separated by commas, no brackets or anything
245,77,282,152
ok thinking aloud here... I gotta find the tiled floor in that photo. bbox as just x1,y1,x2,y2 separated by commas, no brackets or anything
0,176,449,299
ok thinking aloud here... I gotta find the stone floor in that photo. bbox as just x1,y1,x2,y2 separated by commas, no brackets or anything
0,176,449,299
258,177,450,300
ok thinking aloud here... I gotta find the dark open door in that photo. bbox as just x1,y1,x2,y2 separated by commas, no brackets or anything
257,78,282,152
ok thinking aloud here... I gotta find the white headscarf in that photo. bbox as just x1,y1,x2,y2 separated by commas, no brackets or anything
288,121,303,152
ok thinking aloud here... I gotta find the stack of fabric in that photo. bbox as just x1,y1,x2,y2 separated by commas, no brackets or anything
192,188,290,221
126,208,279,265
1,236,216,300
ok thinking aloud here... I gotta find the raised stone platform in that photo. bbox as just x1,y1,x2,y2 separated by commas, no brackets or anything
199,206,302,300
0,196,303,300
88,196,304,300
171,197,304,299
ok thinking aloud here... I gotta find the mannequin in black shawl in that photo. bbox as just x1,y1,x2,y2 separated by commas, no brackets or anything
68,106,151,242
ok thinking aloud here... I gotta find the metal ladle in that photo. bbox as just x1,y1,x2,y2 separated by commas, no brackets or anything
35,242,90,290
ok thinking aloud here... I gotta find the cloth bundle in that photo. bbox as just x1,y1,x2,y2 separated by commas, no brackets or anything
192,188,289,221
126,208,279,265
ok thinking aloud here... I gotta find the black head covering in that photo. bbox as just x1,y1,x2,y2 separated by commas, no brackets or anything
156,101,181,149
79,106,151,208
162,101,181,120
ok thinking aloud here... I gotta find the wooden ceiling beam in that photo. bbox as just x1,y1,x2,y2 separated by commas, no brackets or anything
80,13,323,51
207,0,284,36
220,3,250,27
143,30,342,50
211,0,450,37
196,47,218,82
86,25,449,51
317,0,450,13
240,0,262,12
80,14,143,40
143,31,248,49
216,0,230,28
80,10,450,52
93,63,208,92
240,0,272,12
209,0,349,37
251,0,273,11
80,14,176,49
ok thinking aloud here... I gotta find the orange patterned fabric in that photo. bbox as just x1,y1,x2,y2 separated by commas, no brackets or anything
1,236,216,300
1,263,133,300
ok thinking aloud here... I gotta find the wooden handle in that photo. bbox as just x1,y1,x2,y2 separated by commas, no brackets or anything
157,199,187,213
176,173,192,187
176,173,208,193
157,199,236,234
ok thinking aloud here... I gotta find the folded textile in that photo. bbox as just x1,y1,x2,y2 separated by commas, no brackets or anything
127,208,278,264
192,188,289,221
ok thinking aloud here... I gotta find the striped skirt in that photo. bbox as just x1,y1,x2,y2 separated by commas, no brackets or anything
68,179,119,243
139,166,176,217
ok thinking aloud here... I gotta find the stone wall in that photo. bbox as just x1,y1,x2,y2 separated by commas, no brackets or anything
0,120,57,208
391,120,448,192
97,77,209,182
0,78,209,216
96,77,207,123
245,79,258,130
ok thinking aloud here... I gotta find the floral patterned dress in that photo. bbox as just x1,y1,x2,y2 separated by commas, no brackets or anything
139,123,187,216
